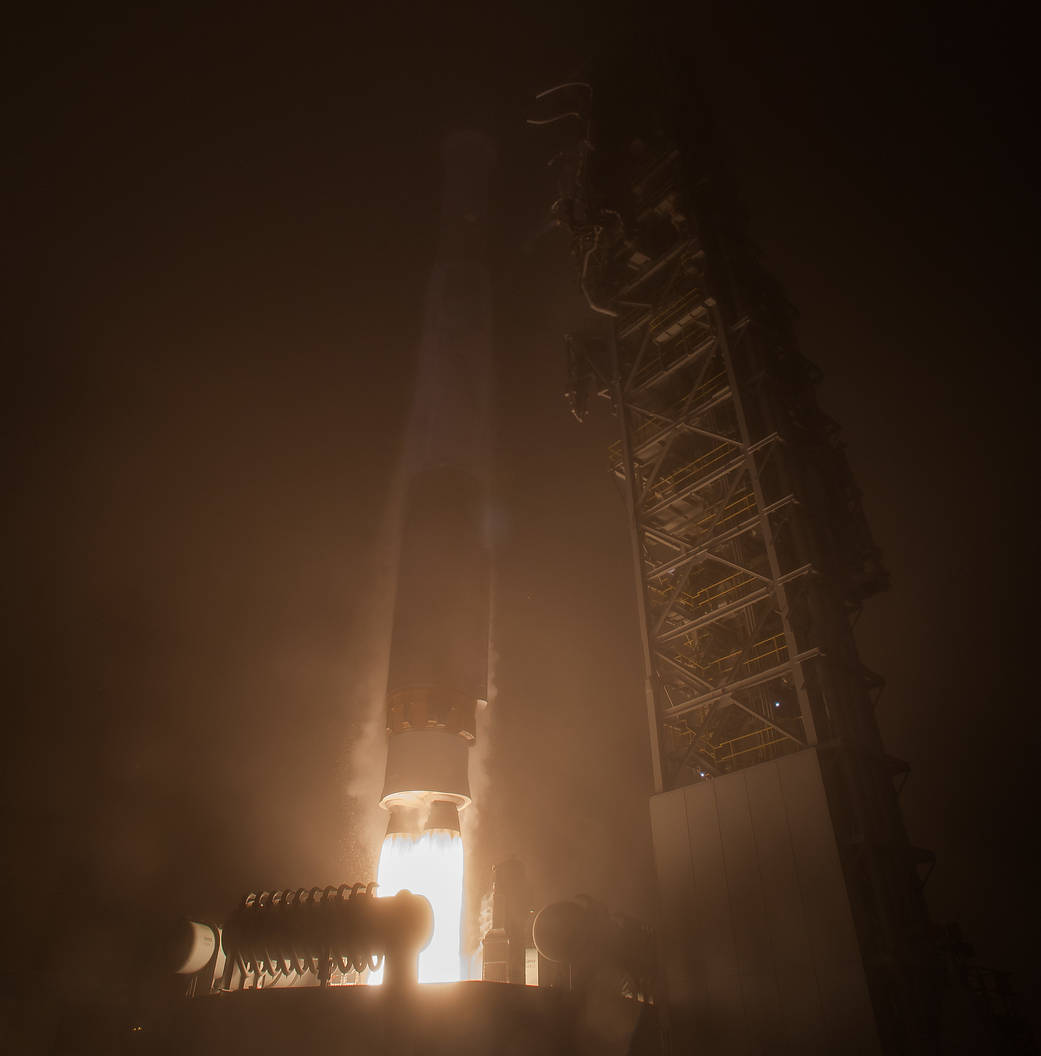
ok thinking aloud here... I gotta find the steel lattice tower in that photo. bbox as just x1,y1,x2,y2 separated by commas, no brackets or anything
531,59,943,1053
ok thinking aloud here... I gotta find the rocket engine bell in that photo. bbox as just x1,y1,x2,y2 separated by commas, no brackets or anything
380,130,495,824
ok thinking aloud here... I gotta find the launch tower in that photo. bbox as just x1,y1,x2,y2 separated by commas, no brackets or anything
533,61,941,1054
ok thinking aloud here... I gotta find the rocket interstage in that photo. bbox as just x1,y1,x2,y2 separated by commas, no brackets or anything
375,131,494,984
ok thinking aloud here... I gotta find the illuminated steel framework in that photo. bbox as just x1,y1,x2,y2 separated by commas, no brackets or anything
556,131,894,793
534,76,943,1046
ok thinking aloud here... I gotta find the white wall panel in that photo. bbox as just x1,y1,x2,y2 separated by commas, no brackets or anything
649,749,880,1054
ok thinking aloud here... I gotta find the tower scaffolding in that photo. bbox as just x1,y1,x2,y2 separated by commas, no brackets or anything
533,65,943,1052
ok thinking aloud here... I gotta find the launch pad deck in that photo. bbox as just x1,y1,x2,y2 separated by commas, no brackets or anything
138,981,658,1056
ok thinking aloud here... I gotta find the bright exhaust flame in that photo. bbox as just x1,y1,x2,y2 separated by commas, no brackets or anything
373,828,464,983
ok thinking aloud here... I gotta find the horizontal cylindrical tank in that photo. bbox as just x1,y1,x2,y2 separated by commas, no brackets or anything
171,920,220,975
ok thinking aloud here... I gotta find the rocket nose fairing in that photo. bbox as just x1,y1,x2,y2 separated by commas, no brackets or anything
380,131,495,825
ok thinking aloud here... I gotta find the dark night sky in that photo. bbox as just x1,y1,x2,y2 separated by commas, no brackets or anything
4,0,1036,1047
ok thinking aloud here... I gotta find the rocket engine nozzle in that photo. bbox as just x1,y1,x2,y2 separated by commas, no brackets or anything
425,800,461,833
383,800,460,838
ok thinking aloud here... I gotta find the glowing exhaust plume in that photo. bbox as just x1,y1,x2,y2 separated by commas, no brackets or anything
372,829,464,983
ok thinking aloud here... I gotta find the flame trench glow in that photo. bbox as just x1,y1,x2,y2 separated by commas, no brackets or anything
374,828,464,983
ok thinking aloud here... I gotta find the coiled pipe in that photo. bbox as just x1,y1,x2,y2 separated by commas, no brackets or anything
219,883,432,989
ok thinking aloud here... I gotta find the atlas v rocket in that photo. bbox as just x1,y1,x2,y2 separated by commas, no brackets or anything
379,131,495,834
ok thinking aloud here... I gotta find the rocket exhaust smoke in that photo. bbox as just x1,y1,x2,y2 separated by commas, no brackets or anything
373,130,495,984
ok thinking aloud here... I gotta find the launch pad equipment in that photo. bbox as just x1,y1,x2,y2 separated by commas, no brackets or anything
153,872,659,1056
171,883,433,994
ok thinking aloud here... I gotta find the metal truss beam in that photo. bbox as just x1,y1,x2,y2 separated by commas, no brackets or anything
661,650,822,724
535,96,942,1052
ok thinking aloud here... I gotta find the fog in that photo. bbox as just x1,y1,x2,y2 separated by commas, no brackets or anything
5,2,1035,1048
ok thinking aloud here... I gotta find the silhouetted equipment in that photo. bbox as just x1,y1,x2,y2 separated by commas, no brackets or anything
147,876,660,1056
222,885,432,990
533,897,656,1003
934,923,1039,1053
482,859,529,984
529,50,962,1054
171,884,433,995
474,855,657,1006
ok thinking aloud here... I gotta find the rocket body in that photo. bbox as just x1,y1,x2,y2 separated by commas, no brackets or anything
380,131,495,822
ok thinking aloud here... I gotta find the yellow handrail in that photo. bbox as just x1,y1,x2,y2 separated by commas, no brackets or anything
663,722,794,767
664,633,789,679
